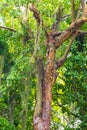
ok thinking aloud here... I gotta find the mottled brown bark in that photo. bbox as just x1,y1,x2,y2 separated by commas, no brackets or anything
42,45,55,129
33,34,56,130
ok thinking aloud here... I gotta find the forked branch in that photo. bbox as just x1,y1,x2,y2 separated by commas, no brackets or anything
55,17,87,48
55,33,77,69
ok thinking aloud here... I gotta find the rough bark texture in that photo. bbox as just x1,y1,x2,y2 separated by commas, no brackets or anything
34,58,44,117
42,44,55,129
33,34,56,130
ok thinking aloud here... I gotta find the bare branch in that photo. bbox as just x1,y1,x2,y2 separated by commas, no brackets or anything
49,31,63,38
48,29,87,39
51,14,70,31
71,0,75,22
61,33,77,61
81,0,86,11
54,33,77,69
29,4,48,36
49,28,87,38
60,14,70,20
29,4,41,25
81,0,87,16
51,3,70,31
77,30,87,34
76,7,82,20
0,25,16,32
51,6,63,31
55,17,87,48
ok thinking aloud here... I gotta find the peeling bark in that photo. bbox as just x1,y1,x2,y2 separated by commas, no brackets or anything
33,35,56,130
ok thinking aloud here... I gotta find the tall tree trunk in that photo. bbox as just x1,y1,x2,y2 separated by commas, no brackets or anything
33,37,56,130
42,45,55,129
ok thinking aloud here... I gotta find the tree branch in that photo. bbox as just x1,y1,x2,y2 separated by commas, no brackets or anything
50,29,87,39
61,33,77,61
55,17,87,48
29,4,48,35
29,4,41,25
71,0,75,22
54,33,77,69
48,31,63,38
51,6,63,31
81,0,87,16
0,25,16,32
77,30,87,34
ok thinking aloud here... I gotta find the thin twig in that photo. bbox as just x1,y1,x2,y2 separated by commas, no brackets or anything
0,25,16,32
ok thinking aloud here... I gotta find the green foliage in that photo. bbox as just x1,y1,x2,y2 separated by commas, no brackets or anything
0,116,16,130
0,41,7,55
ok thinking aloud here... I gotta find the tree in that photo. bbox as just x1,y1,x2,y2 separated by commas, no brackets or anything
31,1,87,129
0,0,87,130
